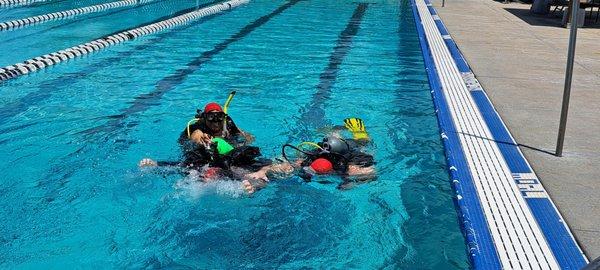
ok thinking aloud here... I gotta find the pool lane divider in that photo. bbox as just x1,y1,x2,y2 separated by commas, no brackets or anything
299,3,367,129
0,0,49,7
0,0,249,81
0,0,156,32
0,6,220,125
411,0,588,268
79,0,302,137
0,0,167,45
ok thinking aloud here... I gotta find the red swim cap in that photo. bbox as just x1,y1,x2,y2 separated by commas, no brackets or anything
204,102,223,113
310,158,333,174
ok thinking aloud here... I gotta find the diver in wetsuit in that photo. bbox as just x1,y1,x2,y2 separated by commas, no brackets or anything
178,100,254,152
247,118,377,190
282,135,376,189
139,92,268,193
141,91,251,166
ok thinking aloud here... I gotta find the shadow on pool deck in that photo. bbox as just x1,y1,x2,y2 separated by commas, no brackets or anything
458,132,558,156
504,7,600,28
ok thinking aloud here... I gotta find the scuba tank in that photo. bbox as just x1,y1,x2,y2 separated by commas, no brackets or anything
282,136,352,181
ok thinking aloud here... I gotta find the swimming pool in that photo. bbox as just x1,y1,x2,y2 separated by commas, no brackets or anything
0,0,469,268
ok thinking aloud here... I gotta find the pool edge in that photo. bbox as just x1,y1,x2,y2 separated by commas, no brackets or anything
409,0,588,268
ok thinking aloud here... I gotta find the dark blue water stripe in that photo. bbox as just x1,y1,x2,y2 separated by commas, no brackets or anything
423,0,588,266
1,0,168,44
297,3,367,129
0,0,223,125
80,0,302,137
410,0,502,268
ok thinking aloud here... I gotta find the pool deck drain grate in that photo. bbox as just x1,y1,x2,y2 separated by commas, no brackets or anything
411,0,588,268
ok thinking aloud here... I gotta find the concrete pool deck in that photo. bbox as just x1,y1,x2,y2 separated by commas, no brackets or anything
430,0,600,260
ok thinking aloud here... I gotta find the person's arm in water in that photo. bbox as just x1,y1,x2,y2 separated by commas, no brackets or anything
240,160,300,194
344,151,377,184
189,129,213,146
179,122,213,151
224,116,255,145
238,129,255,145
347,165,376,180
139,158,186,167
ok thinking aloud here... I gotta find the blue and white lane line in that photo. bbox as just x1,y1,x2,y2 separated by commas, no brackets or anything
0,0,49,7
411,0,588,269
0,0,249,81
0,0,156,32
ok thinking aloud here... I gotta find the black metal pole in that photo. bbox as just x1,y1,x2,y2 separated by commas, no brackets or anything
556,0,580,157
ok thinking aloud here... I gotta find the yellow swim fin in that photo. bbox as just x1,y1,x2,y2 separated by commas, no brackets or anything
344,117,369,140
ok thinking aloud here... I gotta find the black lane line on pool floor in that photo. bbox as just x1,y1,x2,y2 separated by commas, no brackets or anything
0,1,227,125
79,0,302,138
0,0,168,44
29,0,303,205
297,3,367,130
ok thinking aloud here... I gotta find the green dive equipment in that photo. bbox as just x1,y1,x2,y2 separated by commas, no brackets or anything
212,137,234,155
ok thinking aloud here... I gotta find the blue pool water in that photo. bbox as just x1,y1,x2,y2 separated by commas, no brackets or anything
0,0,469,268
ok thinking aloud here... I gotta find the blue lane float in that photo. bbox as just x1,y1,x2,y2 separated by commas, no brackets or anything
0,0,249,81
0,0,156,32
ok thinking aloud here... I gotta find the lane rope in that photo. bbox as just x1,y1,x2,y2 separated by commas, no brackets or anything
0,0,156,32
0,0,51,7
0,0,249,81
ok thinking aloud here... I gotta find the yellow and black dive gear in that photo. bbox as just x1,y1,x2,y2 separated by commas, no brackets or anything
344,117,369,140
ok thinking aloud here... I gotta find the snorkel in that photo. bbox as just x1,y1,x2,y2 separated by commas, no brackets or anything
221,91,236,138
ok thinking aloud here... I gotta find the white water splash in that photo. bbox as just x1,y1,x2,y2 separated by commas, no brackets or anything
173,169,245,200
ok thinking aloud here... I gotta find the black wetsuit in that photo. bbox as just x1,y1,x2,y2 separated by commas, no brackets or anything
158,145,272,175
177,115,242,151
160,113,265,175
172,115,244,167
